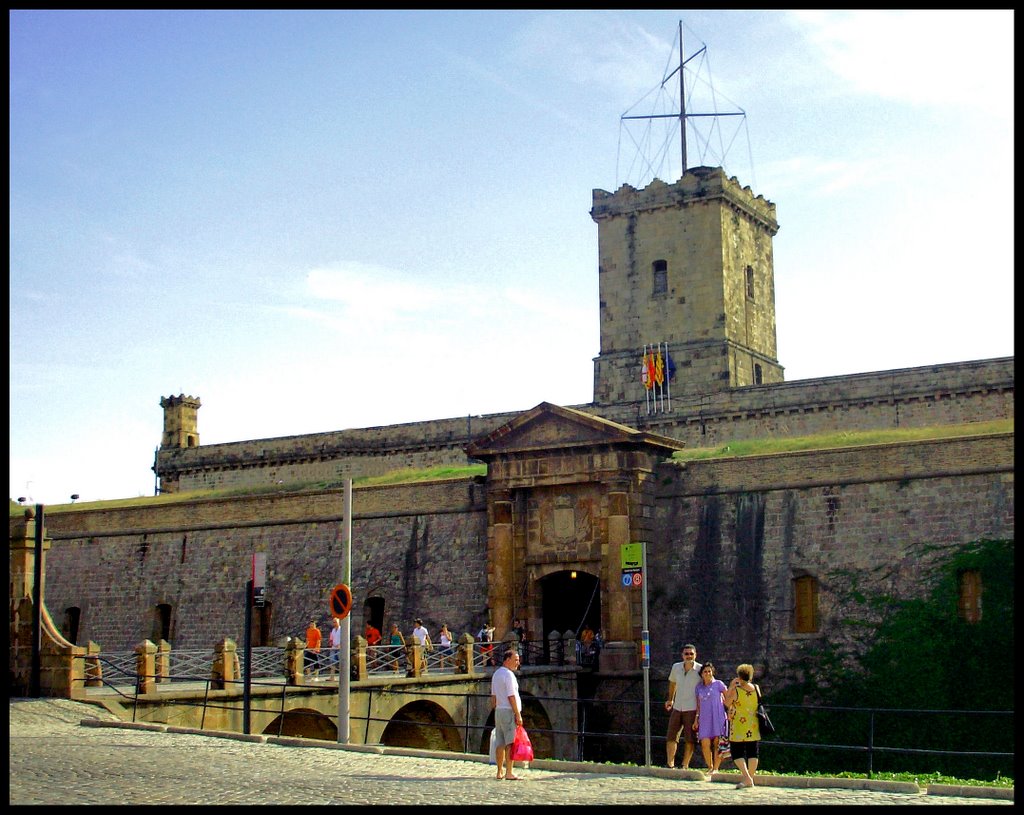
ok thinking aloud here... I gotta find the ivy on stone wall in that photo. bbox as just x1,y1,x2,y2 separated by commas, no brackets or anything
768,538,1014,779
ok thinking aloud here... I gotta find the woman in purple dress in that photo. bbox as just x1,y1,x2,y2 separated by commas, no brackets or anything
693,661,728,773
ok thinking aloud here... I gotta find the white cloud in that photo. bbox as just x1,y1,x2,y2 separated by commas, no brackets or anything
790,11,1013,117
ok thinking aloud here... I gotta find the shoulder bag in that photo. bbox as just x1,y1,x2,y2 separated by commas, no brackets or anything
754,683,776,736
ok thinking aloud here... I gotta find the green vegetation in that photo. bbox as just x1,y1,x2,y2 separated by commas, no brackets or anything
9,465,488,514
768,538,1014,783
670,418,1012,462
714,770,1013,789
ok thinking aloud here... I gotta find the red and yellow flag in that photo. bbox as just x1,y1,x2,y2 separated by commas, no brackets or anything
641,349,652,389
654,348,665,387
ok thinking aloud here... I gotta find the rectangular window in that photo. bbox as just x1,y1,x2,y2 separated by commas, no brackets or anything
793,575,819,633
958,570,982,623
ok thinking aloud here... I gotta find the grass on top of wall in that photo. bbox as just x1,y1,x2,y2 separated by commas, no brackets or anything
12,419,1012,514
670,417,1012,462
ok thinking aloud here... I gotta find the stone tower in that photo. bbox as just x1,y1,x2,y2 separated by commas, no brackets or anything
590,166,784,408
159,394,201,449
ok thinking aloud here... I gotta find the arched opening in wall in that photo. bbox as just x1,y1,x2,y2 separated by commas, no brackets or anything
153,603,172,643
187,435,197,447
63,606,81,645
263,707,337,741
251,601,273,647
477,692,556,759
381,700,461,753
364,596,385,633
540,570,601,662
754,363,763,385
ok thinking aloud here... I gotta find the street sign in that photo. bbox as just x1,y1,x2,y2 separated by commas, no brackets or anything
329,583,353,619
252,553,267,608
622,542,642,586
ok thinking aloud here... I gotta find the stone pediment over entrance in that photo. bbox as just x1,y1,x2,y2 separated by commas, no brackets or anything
465,402,685,460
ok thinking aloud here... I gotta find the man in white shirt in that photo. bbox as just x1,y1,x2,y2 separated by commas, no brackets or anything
663,643,702,769
490,648,523,780
411,618,431,673
327,617,342,680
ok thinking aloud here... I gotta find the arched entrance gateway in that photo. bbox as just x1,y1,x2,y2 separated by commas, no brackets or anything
541,569,600,654
465,403,684,672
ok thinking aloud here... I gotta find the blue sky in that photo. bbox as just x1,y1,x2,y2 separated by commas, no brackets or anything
10,10,1014,505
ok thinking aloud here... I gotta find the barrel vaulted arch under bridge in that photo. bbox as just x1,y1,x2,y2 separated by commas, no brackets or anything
465,403,685,671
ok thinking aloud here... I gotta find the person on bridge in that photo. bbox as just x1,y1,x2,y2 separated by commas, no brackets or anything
438,624,454,669
388,622,406,673
664,643,702,769
327,617,342,680
490,648,524,781
364,622,382,646
305,620,323,681
411,618,432,674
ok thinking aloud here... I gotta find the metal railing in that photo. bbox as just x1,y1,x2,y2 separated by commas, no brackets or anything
70,652,1013,779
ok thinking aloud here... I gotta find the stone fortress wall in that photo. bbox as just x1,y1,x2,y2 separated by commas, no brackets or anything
155,356,1013,495
28,430,1013,687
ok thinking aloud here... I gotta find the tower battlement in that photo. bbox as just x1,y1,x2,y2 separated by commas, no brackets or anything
591,167,777,233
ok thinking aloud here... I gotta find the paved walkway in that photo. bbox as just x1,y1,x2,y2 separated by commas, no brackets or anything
9,699,1012,806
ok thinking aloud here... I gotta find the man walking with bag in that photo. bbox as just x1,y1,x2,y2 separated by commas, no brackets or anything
490,648,524,780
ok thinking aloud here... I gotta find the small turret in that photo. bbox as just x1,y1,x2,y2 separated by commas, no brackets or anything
160,394,201,449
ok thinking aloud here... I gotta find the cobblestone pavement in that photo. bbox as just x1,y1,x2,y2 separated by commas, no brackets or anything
9,699,1012,806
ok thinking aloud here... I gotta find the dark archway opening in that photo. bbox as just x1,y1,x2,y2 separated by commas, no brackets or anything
381,700,462,753
540,570,601,662
264,707,337,741
364,596,385,633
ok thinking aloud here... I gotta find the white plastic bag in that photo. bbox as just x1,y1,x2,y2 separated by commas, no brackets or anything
488,728,497,764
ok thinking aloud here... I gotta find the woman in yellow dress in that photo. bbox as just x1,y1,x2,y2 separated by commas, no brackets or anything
722,663,761,788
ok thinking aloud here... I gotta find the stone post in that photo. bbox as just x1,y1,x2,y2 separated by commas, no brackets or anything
211,638,237,691
156,639,171,683
84,641,103,687
408,642,424,677
458,633,475,676
562,630,578,667
353,635,368,680
547,629,562,665
135,639,158,695
284,637,303,685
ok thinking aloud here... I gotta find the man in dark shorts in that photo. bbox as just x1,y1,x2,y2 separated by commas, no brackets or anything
663,643,702,769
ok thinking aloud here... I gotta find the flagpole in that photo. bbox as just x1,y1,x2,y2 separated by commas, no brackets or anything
659,343,665,414
643,344,650,415
664,342,672,412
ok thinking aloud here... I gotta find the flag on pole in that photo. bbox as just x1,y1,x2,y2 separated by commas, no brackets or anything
654,348,664,387
646,348,657,389
641,348,652,389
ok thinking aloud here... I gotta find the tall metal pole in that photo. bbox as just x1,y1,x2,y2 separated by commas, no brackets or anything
243,578,253,734
337,478,352,743
679,20,687,173
30,503,44,697
641,541,651,767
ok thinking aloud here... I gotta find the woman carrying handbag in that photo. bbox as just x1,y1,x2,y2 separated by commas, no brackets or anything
722,663,763,789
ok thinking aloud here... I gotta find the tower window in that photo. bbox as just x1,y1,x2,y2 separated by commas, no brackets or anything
957,570,982,623
652,260,668,296
792,575,819,633
745,265,755,300
754,364,763,385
